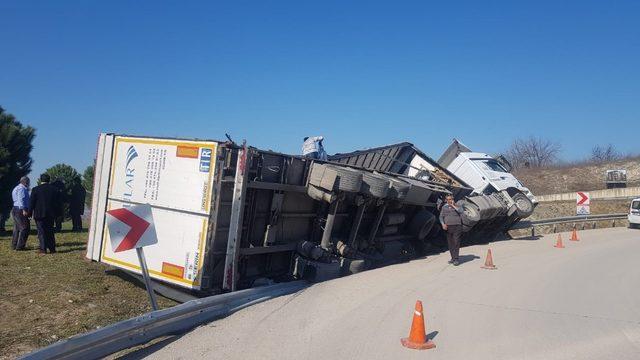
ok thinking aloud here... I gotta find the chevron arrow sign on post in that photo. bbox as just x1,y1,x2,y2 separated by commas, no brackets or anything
106,204,157,252
576,192,590,215
106,203,159,310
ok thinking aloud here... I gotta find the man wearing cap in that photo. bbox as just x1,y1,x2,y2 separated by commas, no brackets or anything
11,176,31,250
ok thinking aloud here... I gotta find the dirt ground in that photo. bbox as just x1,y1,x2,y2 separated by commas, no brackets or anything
0,222,176,359
529,199,630,220
514,157,640,195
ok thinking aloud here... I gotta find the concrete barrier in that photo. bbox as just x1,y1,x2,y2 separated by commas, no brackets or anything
537,186,640,202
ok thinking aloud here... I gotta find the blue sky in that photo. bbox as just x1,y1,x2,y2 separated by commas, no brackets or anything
1,1,639,179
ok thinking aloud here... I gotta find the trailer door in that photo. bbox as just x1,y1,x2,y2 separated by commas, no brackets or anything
87,135,219,290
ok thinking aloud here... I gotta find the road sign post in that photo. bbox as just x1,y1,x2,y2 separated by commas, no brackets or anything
136,247,159,310
106,204,159,310
576,191,590,215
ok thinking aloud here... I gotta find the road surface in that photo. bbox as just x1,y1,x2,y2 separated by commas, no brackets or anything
146,227,640,360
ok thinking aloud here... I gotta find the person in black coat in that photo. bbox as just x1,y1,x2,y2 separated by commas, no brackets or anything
69,177,86,232
29,174,62,254
51,179,66,232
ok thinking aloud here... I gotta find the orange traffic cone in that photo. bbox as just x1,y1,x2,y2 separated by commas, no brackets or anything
570,228,579,241
401,300,436,350
554,233,565,248
481,249,497,270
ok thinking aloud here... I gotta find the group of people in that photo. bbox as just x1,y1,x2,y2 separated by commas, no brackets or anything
10,174,86,254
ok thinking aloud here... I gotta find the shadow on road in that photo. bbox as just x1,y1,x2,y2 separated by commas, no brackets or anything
427,330,439,341
458,254,480,264
514,235,542,241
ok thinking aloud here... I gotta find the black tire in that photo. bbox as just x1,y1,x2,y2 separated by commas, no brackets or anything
330,165,363,193
307,163,363,193
408,209,436,241
429,225,448,248
462,202,481,224
512,192,534,218
360,171,390,198
382,213,405,226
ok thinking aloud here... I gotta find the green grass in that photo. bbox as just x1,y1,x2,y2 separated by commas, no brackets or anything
0,221,177,359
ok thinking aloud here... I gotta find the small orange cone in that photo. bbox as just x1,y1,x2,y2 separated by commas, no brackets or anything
481,249,497,269
401,300,436,350
554,233,565,248
570,228,579,241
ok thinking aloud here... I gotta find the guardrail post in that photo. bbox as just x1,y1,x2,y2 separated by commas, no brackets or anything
553,224,557,233
531,226,535,237
592,222,596,229
612,219,615,227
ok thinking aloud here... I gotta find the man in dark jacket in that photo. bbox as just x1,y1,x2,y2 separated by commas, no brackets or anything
438,194,464,266
51,179,66,232
69,177,86,232
29,174,61,254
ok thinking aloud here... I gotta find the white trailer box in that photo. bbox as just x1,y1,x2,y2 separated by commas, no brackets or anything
87,134,219,290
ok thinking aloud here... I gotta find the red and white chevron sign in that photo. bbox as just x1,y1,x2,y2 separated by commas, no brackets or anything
576,192,590,215
106,204,157,252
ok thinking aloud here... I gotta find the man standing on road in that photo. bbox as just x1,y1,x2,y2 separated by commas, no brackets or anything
11,176,31,250
439,194,464,266
29,174,61,254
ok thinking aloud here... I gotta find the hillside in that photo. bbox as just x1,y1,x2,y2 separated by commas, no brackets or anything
514,156,640,195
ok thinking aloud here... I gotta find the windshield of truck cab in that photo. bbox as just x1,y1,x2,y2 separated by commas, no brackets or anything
632,201,640,210
474,159,508,173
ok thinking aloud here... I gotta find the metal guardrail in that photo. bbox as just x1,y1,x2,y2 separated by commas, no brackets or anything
21,281,307,360
510,213,628,235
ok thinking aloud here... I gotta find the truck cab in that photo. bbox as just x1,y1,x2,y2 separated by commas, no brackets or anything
447,152,536,203
438,139,537,219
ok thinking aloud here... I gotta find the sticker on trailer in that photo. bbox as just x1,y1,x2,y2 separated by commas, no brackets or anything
101,137,218,289
199,148,213,172
576,191,590,215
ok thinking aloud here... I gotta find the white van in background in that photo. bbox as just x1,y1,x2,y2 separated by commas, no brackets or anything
629,198,640,228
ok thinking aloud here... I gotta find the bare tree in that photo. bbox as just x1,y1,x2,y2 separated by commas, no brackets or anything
590,144,620,163
505,136,561,169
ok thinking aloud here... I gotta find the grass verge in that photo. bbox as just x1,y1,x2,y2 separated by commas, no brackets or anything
0,222,177,359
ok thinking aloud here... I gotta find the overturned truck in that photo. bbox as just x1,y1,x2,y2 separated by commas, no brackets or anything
87,134,529,295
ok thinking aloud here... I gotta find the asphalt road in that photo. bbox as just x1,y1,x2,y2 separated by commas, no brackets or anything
146,227,640,360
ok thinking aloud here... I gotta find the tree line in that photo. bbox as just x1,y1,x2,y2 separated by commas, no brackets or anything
503,136,632,170
0,106,94,222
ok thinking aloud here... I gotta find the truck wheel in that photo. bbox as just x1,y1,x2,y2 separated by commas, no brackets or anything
429,226,447,248
409,209,436,241
308,163,363,193
513,192,534,218
330,165,363,193
462,203,481,223
360,171,390,198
